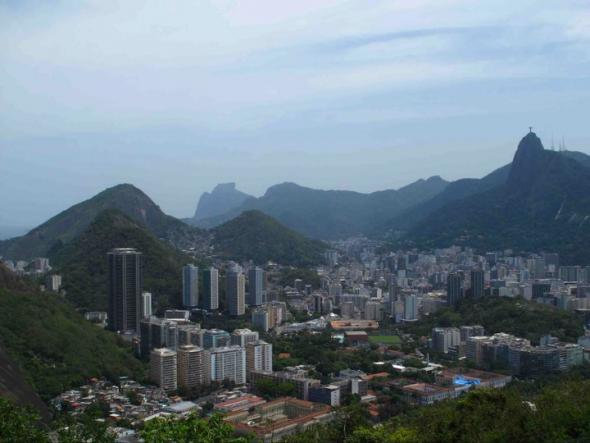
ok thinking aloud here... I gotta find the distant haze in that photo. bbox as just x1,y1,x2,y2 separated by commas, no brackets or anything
1,1,590,227
0,226,31,241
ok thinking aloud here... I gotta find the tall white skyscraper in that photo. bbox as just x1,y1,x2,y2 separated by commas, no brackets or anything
141,291,152,319
227,268,245,316
202,267,219,310
247,267,264,306
209,346,246,385
182,264,199,308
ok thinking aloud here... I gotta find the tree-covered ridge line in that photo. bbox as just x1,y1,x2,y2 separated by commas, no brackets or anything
0,183,206,261
402,134,590,264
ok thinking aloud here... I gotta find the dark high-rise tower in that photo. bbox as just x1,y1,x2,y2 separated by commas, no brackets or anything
447,272,464,307
182,264,199,308
471,269,485,298
108,248,142,333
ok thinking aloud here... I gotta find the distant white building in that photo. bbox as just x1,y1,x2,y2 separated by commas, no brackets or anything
45,274,62,292
150,348,177,391
141,292,152,319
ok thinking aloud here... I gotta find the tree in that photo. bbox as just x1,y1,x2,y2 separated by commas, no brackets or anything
254,379,296,399
141,413,253,443
0,398,49,443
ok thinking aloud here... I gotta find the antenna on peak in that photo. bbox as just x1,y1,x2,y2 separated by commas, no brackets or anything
529,126,533,134
562,136,567,151
551,134,555,151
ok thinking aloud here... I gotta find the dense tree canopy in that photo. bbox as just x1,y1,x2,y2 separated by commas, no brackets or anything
0,273,145,400
406,296,584,343
0,398,49,443
141,413,253,443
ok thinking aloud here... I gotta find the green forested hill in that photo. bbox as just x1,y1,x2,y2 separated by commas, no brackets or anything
0,183,205,260
212,210,327,266
52,209,193,311
0,265,144,401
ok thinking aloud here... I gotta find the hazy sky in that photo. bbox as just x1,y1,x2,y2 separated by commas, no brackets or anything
1,0,590,229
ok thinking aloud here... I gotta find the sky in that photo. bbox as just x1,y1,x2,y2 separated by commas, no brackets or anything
1,0,590,232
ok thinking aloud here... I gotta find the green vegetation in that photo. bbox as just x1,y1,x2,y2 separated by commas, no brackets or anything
284,374,590,443
253,378,296,399
405,296,584,343
368,335,401,345
270,332,380,377
283,400,371,443
141,413,252,443
0,183,204,260
0,397,49,443
54,403,115,443
212,210,327,266
52,209,195,311
278,267,322,288
0,396,116,443
0,266,145,401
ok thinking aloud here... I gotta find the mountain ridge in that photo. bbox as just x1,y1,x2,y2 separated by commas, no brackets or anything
193,182,254,221
0,184,205,260
401,133,590,263
190,176,450,239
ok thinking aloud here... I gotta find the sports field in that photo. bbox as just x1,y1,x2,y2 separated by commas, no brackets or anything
368,335,401,345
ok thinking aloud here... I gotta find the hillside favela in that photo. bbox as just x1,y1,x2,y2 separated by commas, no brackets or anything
2,2,590,443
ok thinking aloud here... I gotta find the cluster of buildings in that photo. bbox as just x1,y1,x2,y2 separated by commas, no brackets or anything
1,256,63,293
302,243,590,328
2,256,52,275
430,325,486,357
106,248,277,338
249,365,374,408
429,324,588,375
466,332,585,375
387,368,512,406
51,377,187,426
51,377,336,443
224,397,333,442
146,327,272,391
